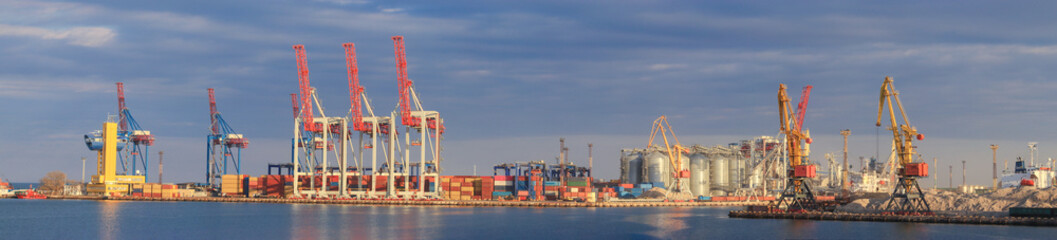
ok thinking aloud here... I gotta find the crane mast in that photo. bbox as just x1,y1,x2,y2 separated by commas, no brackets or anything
772,84,820,212
206,88,249,189
877,76,932,214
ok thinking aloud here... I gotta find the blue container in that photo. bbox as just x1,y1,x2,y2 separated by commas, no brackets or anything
639,183,653,189
615,186,625,192
544,181,560,187
698,196,712,201
492,191,513,197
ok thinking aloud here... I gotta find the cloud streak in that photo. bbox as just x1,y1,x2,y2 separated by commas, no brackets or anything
0,24,115,47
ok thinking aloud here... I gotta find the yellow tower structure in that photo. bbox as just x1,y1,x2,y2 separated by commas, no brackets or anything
87,121,146,196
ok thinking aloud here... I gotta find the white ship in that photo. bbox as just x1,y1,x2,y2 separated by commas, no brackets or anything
1000,157,1055,188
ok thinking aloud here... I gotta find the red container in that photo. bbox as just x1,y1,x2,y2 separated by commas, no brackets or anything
619,184,634,189
904,163,929,177
794,165,817,178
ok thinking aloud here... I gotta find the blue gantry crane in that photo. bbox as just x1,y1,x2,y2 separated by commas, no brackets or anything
115,82,154,180
206,88,249,188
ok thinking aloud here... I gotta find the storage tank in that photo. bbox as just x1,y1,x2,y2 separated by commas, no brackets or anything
711,155,729,190
728,155,740,189
688,153,710,197
628,151,643,184
643,150,669,188
620,150,643,184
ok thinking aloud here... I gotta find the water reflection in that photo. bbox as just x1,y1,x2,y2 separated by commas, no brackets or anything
626,208,691,238
98,201,120,240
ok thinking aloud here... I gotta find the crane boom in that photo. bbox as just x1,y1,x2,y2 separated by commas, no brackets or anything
392,36,415,126
209,88,219,135
293,44,317,132
117,82,128,132
646,116,689,192
795,86,813,131
344,43,367,132
289,93,299,119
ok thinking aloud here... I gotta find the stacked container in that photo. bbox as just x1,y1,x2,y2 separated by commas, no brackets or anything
492,175,514,199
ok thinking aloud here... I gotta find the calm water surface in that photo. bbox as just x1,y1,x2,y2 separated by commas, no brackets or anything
0,199,1053,239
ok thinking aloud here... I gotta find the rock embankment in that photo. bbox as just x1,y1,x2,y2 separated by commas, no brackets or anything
837,187,1057,216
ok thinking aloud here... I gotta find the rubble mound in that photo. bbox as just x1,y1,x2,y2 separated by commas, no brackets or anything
836,187,1057,215
639,187,695,200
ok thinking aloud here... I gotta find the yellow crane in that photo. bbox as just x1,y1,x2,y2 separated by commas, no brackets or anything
877,76,932,214
772,83,820,212
646,116,690,194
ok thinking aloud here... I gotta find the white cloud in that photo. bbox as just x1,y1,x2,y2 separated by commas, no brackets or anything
314,0,369,5
0,24,115,47
0,78,111,99
380,8,405,13
648,63,686,71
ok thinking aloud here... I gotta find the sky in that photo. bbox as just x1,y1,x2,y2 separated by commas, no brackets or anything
2,0,1057,186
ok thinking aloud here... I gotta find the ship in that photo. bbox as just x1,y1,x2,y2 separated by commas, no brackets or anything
15,189,46,199
1000,157,1055,188
0,179,12,198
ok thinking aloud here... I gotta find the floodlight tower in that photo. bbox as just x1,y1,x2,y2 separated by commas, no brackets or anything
116,82,155,180
290,44,349,199
206,88,249,188
391,36,444,199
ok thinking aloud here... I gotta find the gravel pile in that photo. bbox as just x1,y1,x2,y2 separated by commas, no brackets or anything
836,187,1057,216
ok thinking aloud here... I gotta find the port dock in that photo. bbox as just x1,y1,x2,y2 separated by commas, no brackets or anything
107,196,765,208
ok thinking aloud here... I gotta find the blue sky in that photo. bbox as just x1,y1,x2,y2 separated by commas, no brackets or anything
2,0,1057,186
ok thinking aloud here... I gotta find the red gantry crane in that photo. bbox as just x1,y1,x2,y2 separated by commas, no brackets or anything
290,44,350,199
771,84,820,212
206,88,249,188
343,42,392,198
877,76,932,214
389,36,443,199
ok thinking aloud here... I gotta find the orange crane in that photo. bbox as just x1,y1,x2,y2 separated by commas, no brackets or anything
646,116,690,193
877,76,932,214
771,84,819,212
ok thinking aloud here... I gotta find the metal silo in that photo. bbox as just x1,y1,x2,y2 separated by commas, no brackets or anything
689,153,710,197
711,155,729,191
643,150,669,188
629,151,643,184
728,154,741,189
621,149,643,184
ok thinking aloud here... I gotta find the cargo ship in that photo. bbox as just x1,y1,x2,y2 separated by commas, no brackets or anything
0,180,12,198
1000,157,1055,188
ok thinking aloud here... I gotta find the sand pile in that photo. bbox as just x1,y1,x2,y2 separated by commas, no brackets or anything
639,187,695,200
836,187,1057,215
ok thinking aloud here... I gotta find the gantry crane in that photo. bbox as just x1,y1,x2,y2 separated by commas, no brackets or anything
115,82,154,180
206,88,249,188
772,84,819,212
390,36,443,199
646,116,690,194
290,44,349,198
877,76,932,214
343,42,392,198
